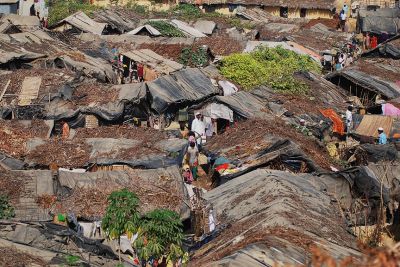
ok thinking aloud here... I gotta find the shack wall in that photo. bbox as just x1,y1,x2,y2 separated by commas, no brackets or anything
0,3,18,14
93,0,174,11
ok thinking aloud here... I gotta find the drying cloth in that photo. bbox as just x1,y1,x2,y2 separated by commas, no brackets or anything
320,109,345,135
383,103,400,117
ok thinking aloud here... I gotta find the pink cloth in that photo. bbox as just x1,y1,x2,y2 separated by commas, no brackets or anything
383,103,400,116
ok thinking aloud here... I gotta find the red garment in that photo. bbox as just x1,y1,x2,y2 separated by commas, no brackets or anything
137,64,144,78
320,109,345,135
371,36,378,49
215,163,229,172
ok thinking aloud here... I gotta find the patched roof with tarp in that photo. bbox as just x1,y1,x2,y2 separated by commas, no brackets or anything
190,169,360,266
122,49,183,74
50,11,107,35
147,68,219,114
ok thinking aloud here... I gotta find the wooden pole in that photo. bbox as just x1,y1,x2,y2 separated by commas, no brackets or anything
0,80,11,101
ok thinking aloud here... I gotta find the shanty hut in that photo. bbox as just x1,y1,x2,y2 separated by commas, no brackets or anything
50,11,107,35
120,49,183,81
180,0,335,19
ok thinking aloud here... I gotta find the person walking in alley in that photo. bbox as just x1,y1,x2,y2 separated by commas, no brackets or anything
378,127,387,145
191,111,206,148
62,121,70,140
339,10,347,32
346,105,353,134
185,140,199,180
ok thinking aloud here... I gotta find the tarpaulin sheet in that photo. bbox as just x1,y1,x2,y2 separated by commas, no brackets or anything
214,91,270,119
320,109,345,135
147,68,218,114
383,103,400,117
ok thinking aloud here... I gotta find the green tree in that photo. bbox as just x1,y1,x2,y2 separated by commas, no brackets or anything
133,209,186,264
102,189,140,262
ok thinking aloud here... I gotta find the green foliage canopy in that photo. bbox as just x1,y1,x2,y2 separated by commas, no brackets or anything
219,46,321,93
101,189,141,242
133,209,185,262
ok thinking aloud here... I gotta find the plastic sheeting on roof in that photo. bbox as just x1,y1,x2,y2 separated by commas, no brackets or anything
193,20,216,35
170,19,206,38
326,69,400,100
213,91,270,119
147,68,218,114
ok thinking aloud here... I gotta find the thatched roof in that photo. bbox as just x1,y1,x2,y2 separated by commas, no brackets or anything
180,0,335,10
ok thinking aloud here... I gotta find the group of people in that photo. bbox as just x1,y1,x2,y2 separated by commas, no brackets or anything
110,47,146,84
182,112,217,184
345,105,387,145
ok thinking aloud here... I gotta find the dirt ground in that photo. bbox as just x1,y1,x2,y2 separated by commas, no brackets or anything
74,125,166,143
72,82,119,106
303,18,339,30
206,119,332,170
0,120,50,157
0,247,48,266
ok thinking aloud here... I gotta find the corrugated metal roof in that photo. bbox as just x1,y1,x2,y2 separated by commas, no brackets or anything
122,49,183,74
127,25,161,36
355,115,393,138
171,19,206,38
53,11,106,35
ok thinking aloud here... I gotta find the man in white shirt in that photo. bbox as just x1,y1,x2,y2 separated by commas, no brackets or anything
191,111,206,146
346,105,353,133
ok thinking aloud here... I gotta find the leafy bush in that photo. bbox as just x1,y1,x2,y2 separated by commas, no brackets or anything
102,189,141,261
220,46,321,93
134,209,185,263
48,0,101,26
148,20,185,37
179,47,208,67
0,195,15,219
172,4,202,19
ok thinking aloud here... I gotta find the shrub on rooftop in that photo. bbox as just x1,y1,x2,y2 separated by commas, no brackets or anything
219,46,321,93
48,0,101,26
148,20,185,37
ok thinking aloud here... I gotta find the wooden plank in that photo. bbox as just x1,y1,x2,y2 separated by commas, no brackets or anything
18,76,42,106
0,80,10,101
356,115,393,138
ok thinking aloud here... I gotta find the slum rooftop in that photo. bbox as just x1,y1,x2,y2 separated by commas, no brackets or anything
1,2,400,266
